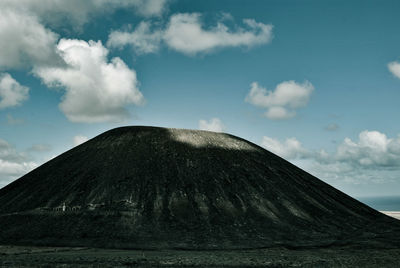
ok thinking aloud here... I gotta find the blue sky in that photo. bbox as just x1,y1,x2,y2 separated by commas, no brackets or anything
1,0,400,197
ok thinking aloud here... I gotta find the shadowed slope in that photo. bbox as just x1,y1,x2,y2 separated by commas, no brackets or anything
0,126,399,249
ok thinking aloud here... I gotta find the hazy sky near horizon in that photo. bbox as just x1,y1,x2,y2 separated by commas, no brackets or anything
1,0,400,197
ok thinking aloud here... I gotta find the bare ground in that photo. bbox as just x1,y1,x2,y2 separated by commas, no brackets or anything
381,211,400,220
1,245,400,267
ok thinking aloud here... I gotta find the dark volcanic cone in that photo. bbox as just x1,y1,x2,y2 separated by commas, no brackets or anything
0,126,399,249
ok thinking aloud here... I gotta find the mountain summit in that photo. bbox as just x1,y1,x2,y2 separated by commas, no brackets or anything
0,126,399,249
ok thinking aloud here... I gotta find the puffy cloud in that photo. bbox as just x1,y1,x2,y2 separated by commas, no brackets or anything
0,0,169,69
0,73,29,109
267,130,400,168
108,13,273,55
0,139,26,163
198,118,226,132
34,39,145,123
388,61,400,79
0,0,92,29
164,13,273,55
264,106,295,120
0,0,169,26
261,136,309,159
0,138,37,188
261,130,400,185
336,130,400,167
73,135,89,146
107,21,163,54
0,8,60,69
245,81,314,120
301,160,375,185
0,160,37,188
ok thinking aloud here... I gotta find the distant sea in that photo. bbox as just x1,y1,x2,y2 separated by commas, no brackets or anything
357,196,400,211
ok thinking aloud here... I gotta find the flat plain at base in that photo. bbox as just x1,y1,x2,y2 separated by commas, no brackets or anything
381,211,400,220
1,245,400,267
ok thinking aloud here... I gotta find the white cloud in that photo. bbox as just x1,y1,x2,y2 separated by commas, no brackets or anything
0,139,25,163
34,39,145,123
261,136,309,159
268,130,400,168
261,130,400,186
336,130,400,167
107,21,163,54
388,61,400,79
0,8,60,69
109,13,273,55
0,0,169,26
0,73,29,109
300,160,375,186
0,0,170,69
0,160,37,187
0,138,37,188
164,13,273,55
73,135,89,146
245,81,314,120
264,106,295,120
198,118,226,132
0,0,92,28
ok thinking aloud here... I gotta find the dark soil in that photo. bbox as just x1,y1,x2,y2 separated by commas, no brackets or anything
1,245,400,267
1,126,400,250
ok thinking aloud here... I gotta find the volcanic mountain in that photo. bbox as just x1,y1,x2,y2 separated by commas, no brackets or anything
0,126,399,249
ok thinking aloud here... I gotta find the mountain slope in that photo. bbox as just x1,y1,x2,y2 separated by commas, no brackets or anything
0,126,399,249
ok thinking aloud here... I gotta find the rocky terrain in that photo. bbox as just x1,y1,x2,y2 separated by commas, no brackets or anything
1,245,400,267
